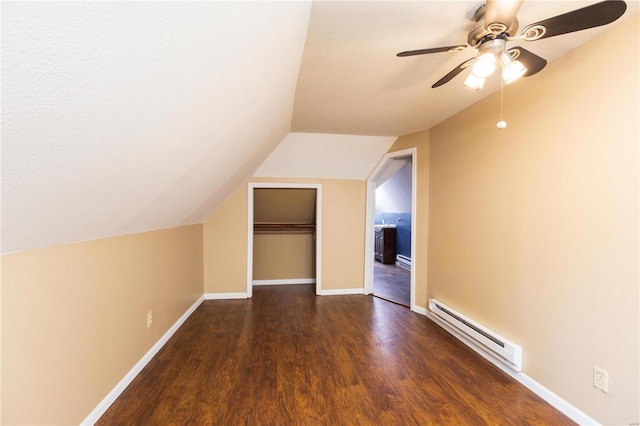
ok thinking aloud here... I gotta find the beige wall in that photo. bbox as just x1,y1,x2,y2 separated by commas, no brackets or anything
387,133,429,309
1,225,204,425
426,15,638,424
319,179,367,291
253,233,315,280
204,178,367,293
203,186,249,294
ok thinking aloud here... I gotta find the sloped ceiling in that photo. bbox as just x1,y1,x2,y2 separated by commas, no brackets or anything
376,160,412,214
1,1,311,253
2,1,637,254
253,132,395,180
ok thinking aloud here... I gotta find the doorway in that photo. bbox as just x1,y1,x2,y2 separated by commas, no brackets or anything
247,183,323,298
373,158,412,306
364,148,416,311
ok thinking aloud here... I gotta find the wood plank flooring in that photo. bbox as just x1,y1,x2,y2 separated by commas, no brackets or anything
373,262,410,307
97,285,574,425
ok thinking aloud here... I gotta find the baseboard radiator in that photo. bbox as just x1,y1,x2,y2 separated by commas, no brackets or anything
428,299,522,372
395,254,411,271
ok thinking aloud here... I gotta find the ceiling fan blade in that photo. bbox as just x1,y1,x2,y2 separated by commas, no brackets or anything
432,58,475,88
521,0,627,41
484,0,523,31
397,45,467,57
509,47,547,77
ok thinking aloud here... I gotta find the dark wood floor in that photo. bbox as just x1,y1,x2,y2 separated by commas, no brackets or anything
97,285,573,425
374,261,410,307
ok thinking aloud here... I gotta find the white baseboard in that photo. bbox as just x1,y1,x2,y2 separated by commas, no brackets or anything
421,310,599,426
253,278,316,286
516,372,599,425
204,292,248,300
411,305,428,316
317,288,364,296
81,295,204,425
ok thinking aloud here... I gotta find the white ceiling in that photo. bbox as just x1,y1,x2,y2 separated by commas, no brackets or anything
2,1,636,253
1,1,311,253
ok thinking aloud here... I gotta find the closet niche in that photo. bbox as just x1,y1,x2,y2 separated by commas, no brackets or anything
253,188,317,282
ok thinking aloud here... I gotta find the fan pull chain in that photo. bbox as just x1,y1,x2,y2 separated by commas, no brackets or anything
497,78,507,129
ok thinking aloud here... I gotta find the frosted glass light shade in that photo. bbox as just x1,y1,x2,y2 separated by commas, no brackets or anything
471,53,497,78
464,73,485,90
502,60,527,83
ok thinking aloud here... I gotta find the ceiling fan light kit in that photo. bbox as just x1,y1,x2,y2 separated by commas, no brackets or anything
397,0,627,90
466,37,528,85
472,52,498,78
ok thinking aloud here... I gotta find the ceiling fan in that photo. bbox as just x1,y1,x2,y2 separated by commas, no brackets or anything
397,0,627,90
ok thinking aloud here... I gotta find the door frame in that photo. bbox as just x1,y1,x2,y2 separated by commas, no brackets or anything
247,182,323,298
364,147,417,311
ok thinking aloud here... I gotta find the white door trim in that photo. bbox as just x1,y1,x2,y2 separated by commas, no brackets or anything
247,182,323,297
364,147,417,311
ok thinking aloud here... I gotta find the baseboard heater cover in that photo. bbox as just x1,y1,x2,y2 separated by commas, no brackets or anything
428,299,522,372
395,254,411,271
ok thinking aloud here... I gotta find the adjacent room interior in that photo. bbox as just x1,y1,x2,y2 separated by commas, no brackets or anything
373,157,413,307
1,1,638,425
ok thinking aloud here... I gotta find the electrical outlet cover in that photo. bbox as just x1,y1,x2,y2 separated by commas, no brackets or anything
593,365,608,393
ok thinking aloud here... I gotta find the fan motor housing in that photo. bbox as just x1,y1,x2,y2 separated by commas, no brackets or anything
468,5,519,47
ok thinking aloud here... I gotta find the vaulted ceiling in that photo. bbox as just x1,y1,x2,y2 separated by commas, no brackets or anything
2,1,636,254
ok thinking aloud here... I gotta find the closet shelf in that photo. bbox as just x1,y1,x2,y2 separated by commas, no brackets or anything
253,223,315,234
